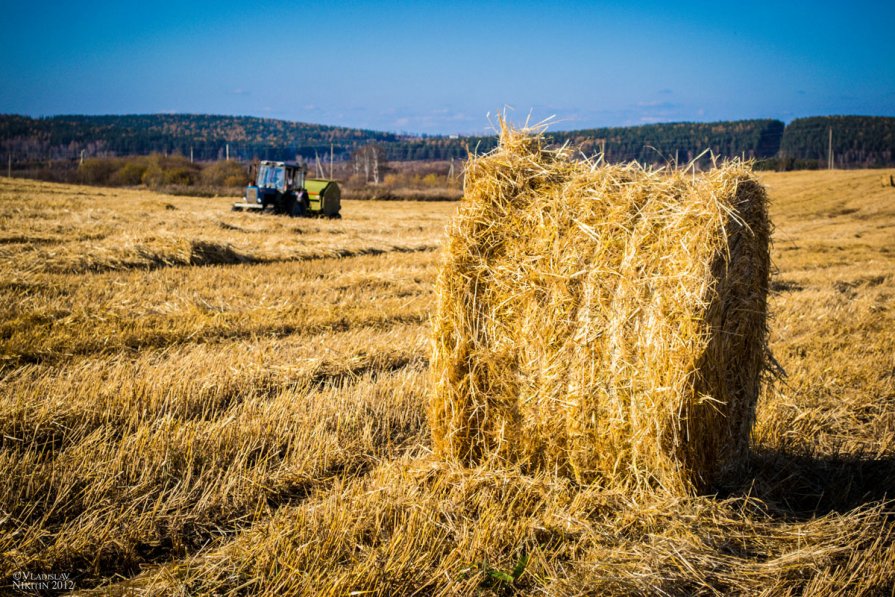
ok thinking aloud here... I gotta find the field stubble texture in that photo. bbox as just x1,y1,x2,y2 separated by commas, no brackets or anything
0,158,894,594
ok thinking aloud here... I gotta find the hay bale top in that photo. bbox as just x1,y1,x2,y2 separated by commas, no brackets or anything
430,122,771,495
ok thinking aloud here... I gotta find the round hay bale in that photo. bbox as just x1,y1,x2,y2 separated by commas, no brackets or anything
430,124,771,494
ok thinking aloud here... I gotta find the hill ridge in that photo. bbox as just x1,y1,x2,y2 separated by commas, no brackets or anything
2,113,894,167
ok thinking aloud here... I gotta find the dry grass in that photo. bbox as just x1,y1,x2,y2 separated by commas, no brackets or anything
0,161,893,595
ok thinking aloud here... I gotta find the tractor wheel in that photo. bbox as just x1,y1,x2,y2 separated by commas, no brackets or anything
283,196,296,216
287,196,306,217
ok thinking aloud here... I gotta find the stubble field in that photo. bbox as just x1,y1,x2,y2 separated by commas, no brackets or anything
1,169,893,595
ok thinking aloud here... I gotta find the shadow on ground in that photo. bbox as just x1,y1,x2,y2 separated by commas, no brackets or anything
717,448,895,518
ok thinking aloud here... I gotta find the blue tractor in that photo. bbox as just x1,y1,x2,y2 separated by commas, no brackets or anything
232,160,341,217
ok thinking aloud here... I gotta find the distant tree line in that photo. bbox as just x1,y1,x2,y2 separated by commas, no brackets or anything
2,113,894,170
544,119,785,164
779,116,895,168
0,114,401,163
12,153,249,196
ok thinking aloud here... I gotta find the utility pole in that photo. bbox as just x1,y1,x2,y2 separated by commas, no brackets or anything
7,154,11,179
373,149,379,184
226,143,230,161
364,149,370,184
190,146,193,163
828,126,833,170
329,143,334,179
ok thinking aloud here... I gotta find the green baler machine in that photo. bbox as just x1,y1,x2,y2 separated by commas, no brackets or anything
304,178,342,217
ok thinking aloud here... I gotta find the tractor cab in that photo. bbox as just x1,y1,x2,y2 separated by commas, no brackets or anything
255,161,303,193
244,160,305,214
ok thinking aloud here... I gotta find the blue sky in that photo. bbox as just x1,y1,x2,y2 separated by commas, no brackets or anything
1,0,893,134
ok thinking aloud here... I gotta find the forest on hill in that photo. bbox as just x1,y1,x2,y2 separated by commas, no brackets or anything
0,114,400,163
545,119,785,164
1,113,894,170
780,116,895,168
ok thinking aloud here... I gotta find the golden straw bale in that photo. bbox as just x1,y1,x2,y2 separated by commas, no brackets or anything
430,123,771,494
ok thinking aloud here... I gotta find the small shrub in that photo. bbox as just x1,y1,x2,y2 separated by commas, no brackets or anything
142,163,164,188
163,167,198,186
78,158,121,185
112,159,149,186
201,160,247,188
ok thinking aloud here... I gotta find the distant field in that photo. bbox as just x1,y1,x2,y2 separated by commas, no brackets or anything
1,169,893,594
